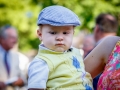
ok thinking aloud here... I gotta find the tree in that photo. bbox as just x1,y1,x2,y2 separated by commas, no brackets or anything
0,0,120,52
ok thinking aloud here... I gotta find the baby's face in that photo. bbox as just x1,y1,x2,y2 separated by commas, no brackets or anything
37,25,74,52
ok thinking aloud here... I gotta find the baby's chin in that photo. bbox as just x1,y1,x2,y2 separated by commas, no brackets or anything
54,47,67,52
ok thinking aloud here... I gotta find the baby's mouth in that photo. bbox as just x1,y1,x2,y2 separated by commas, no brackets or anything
55,43,64,46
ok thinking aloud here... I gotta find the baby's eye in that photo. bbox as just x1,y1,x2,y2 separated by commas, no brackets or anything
49,32,56,34
63,32,69,34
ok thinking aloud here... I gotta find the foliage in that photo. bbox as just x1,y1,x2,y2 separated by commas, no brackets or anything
0,0,120,52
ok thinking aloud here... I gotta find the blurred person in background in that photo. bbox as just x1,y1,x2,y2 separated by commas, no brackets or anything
93,13,118,44
82,34,95,58
92,13,118,90
0,25,27,90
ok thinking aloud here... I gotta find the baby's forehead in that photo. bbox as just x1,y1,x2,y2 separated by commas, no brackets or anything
38,25,74,32
41,24,74,30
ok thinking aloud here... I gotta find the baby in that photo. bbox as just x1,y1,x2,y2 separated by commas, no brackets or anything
28,5,93,90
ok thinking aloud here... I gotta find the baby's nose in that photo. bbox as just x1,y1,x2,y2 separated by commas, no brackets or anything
56,34,63,41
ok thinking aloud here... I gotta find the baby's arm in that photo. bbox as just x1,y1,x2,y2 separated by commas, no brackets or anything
84,36,120,78
28,58,49,90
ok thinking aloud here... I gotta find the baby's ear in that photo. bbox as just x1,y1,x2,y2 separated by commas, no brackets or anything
37,29,42,41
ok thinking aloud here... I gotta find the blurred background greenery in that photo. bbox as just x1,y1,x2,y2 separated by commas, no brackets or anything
0,0,120,53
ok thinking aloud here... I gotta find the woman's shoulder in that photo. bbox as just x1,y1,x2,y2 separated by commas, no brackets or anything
99,36,119,48
99,36,120,62
102,36,119,44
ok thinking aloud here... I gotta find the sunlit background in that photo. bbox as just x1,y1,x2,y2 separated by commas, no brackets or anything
0,1,120,90
0,0,120,61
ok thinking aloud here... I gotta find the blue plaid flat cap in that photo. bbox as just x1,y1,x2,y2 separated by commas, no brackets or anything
37,5,81,26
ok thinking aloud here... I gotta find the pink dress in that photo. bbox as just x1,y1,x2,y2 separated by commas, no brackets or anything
97,39,120,90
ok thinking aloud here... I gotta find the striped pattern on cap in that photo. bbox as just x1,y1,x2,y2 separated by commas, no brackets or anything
37,5,81,26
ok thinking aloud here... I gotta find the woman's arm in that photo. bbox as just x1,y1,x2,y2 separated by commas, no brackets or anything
84,36,120,78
